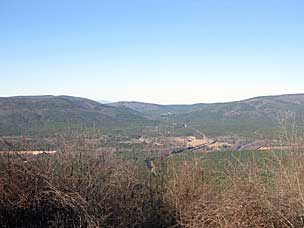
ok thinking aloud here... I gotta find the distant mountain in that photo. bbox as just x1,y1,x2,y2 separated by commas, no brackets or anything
166,94,304,137
110,94,304,137
111,94,304,116
1,94,304,137
109,101,206,118
0,95,150,135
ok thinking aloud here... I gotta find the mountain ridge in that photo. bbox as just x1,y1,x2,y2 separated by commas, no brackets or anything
1,93,304,137
109,93,304,116
109,93,304,137
0,95,151,135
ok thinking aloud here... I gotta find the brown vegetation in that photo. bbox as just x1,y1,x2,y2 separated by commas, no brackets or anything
1,136,304,227
163,154,304,228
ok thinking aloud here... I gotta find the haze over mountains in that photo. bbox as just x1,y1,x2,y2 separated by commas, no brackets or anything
1,94,304,137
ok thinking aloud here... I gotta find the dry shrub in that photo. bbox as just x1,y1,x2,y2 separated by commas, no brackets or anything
163,159,220,227
269,153,304,227
217,182,283,228
0,149,176,228
3,134,304,227
162,152,304,228
0,161,92,227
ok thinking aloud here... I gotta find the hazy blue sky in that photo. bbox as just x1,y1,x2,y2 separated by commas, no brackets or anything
1,0,303,104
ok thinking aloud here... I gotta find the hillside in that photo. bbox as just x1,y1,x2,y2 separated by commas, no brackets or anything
109,101,206,118
1,94,304,137
111,94,304,115
0,95,150,135
111,94,304,137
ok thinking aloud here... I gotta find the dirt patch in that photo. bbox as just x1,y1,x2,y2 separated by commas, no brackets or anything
0,150,57,155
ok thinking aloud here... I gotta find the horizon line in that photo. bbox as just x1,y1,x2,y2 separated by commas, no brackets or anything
1,92,304,106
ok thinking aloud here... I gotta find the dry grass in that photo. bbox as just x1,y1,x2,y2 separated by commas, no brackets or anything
160,146,304,228
2,133,304,227
0,143,176,228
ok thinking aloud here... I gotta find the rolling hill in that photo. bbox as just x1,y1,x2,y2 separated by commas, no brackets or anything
109,101,207,118
0,95,151,135
1,94,304,137
110,94,304,137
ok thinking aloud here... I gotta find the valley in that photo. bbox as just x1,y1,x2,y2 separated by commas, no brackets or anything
1,93,304,227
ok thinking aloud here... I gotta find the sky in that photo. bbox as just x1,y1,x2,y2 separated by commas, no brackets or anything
1,0,304,104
